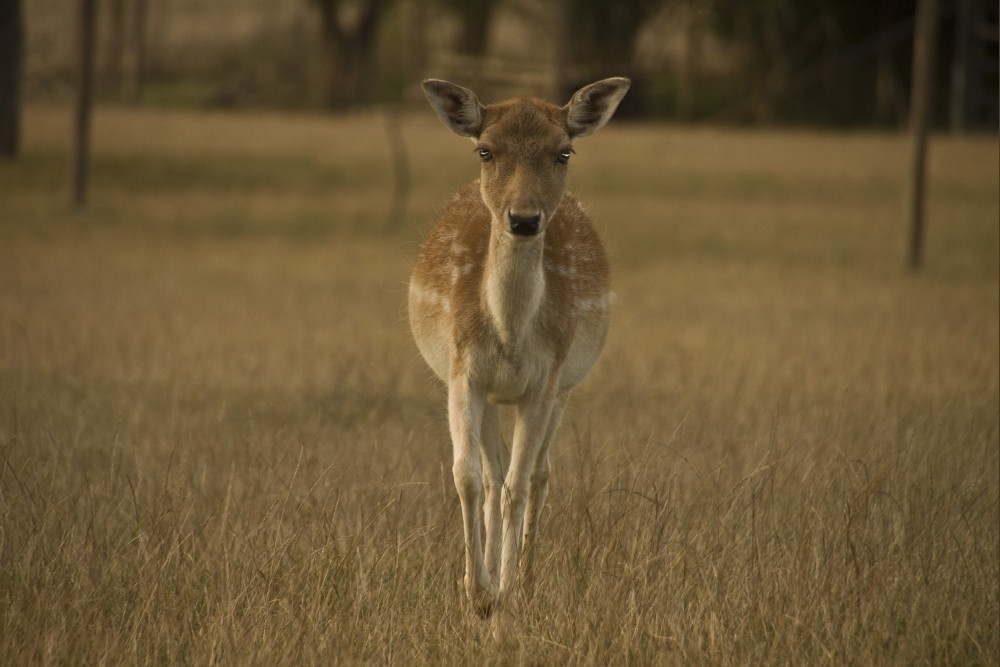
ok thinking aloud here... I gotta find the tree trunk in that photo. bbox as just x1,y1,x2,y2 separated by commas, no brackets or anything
323,31,364,108
73,0,98,208
550,0,570,101
453,1,494,56
383,107,409,228
906,0,939,271
315,0,390,109
0,0,23,158
676,1,702,122
105,0,126,95
122,0,148,104
949,0,972,132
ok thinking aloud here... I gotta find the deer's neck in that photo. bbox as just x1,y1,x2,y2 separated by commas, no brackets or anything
483,228,545,348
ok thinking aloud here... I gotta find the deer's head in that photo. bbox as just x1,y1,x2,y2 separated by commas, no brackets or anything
422,78,630,240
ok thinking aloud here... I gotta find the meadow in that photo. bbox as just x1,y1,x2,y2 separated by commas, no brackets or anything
1,104,997,665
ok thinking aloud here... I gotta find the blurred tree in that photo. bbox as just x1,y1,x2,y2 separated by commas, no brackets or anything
74,0,98,208
0,0,22,157
439,0,497,57
102,0,148,103
122,0,149,104
562,0,661,81
906,0,939,271
675,0,708,121
105,0,126,93
709,0,919,126
712,0,835,122
312,0,395,108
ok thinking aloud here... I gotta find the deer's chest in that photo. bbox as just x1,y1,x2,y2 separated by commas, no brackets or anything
467,328,552,404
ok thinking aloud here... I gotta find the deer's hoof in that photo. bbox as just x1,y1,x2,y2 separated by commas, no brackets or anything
474,595,499,619
462,576,499,619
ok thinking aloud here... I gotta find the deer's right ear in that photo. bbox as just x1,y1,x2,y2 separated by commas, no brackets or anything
422,79,485,138
565,77,631,138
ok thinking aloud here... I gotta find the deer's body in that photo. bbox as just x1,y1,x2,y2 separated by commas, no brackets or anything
409,78,629,617
410,182,611,397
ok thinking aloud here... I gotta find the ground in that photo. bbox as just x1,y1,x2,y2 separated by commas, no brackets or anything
1,106,997,664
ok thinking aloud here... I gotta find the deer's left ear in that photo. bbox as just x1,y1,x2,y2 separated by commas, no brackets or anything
422,79,486,138
564,77,630,138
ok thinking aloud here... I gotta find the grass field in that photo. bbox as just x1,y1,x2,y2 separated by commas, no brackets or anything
1,105,998,665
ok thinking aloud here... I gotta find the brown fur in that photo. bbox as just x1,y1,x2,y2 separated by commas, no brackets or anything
408,78,627,618
410,179,610,382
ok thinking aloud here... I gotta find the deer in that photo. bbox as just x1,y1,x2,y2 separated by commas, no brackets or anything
409,77,630,618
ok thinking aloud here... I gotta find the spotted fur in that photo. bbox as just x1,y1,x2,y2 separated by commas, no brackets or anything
408,78,629,618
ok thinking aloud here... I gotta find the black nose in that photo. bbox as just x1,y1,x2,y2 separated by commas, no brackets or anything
508,213,540,236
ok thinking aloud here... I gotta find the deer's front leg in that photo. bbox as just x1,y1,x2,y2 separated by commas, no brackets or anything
520,396,565,590
480,404,507,583
498,385,557,598
448,373,496,617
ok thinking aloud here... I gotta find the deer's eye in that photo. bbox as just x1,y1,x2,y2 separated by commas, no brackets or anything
477,147,493,162
557,149,573,164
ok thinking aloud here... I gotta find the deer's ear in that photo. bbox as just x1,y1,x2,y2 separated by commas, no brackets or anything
422,79,485,138
564,77,630,138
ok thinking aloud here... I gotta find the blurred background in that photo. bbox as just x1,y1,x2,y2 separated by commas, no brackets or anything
7,0,999,128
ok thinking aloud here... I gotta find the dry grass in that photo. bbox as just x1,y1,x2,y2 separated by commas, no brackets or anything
1,105,997,665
